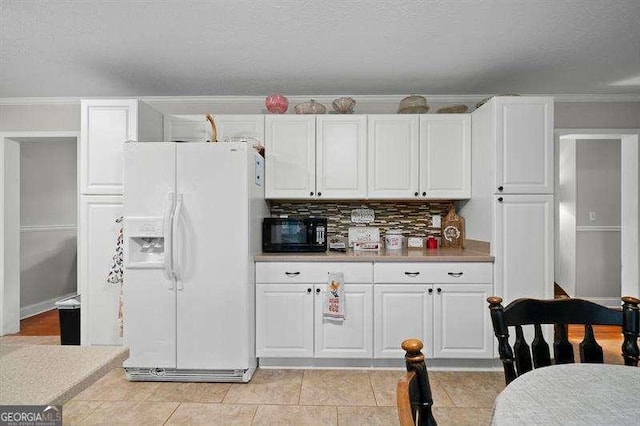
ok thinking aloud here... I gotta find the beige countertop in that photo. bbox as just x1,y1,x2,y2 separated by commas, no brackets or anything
255,247,494,262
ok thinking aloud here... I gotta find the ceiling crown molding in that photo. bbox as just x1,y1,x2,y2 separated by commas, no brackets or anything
1,94,639,106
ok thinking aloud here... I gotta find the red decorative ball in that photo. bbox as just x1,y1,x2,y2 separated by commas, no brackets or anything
265,94,288,114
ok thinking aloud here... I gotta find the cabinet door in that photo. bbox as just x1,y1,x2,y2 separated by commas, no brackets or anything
78,195,123,346
256,284,314,357
265,115,316,199
374,284,433,358
80,99,138,195
316,115,367,199
433,284,493,358
495,97,554,194
494,194,554,304
215,115,265,142
314,283,373,358
367,115,419,198
419,115,471,199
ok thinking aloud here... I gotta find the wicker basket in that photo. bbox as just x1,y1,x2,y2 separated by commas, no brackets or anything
436,104,469,114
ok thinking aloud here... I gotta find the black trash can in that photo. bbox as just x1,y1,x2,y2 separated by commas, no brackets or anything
55,295,81,345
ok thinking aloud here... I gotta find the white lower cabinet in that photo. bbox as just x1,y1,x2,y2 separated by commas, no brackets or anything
256,261,493,360
314,284,373,358
255,262,374,358
255,284,314,357
374,285,434,358
374,263,494,359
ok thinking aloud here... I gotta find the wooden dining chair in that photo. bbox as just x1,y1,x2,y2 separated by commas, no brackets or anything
397,339,437,426
487,296,640,385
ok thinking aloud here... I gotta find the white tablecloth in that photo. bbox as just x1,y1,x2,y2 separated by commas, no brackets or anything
491,363,640,426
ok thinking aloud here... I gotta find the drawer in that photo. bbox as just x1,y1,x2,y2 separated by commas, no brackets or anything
374,262,492,284
256,262,373,283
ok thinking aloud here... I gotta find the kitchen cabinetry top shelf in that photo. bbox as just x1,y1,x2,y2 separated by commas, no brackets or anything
255,248,494,263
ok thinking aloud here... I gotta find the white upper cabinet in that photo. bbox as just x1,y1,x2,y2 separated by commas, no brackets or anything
493,97,554,194
316,115,367,199
419,115,471,199
265,115,316,199
80,99,163,195
164,114,264,143
368,115,419,199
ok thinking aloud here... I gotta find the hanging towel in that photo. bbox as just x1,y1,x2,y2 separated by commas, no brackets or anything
107,216,124,337
324,272,346,321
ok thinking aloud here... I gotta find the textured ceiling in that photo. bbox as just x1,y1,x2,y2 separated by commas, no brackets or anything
1,0,640,97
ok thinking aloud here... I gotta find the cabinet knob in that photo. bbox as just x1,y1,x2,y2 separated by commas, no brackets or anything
307,288,312,294
414,192,419,197
428,288,433,294
310,191,314,196
316,288,321,294
497,197,503,202
422,192,426,196
317,192,322,196
498,186,504,192
436,288,442,293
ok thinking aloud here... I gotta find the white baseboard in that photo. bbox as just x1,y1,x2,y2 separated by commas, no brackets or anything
20,292,76,319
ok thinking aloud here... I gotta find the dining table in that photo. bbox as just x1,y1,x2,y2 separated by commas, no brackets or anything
490,363,640,425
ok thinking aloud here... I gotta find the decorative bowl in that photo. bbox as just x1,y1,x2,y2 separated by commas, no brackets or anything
398,95,429,114
294,99,326,114
265,94,288,114
331,97,356,114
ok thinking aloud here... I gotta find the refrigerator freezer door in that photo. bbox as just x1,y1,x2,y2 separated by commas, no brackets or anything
123,142,178,368
175,143,252,370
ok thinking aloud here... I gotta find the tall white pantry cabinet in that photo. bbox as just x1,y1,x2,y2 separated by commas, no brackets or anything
79,99,163,345
461,96,554,305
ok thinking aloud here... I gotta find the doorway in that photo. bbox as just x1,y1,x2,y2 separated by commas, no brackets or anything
555,129,640,306
1,132,79,338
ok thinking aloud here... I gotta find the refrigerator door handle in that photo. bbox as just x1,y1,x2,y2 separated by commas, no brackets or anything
173,193,184,290
163,192,176,288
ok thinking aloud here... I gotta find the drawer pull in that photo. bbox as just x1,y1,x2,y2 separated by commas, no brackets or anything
447,272,464,278
404,272,420,277
285,272,300,277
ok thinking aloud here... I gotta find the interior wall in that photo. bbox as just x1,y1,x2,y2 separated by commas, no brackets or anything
574,139,621,299
555,102,640,129
20,140,77,317
0,104,80,131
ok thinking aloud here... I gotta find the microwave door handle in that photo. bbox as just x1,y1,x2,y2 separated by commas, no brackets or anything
163,192,175,288
173,193,184,289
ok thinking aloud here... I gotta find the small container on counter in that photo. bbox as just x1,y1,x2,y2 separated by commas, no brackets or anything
407,236,425,248
426,236,438,249
385,229,405,250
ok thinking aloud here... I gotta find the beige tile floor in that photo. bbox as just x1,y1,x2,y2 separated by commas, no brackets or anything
64,368,504,425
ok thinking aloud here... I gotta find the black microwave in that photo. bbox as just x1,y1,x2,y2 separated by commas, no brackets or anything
262,217,327,252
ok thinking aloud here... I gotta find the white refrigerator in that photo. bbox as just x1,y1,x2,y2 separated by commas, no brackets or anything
122,141,267,382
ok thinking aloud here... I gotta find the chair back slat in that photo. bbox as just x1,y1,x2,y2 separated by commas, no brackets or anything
532,323,551,368
513,325,533,375
553,324,575,364
488,296,640,385
622,297,640,366
579,325,604,363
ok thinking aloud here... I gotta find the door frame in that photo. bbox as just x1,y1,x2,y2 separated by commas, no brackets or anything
0,131,80,335
554,128,640,303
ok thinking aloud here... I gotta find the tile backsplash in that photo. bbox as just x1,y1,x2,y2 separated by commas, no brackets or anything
268,200,454,238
